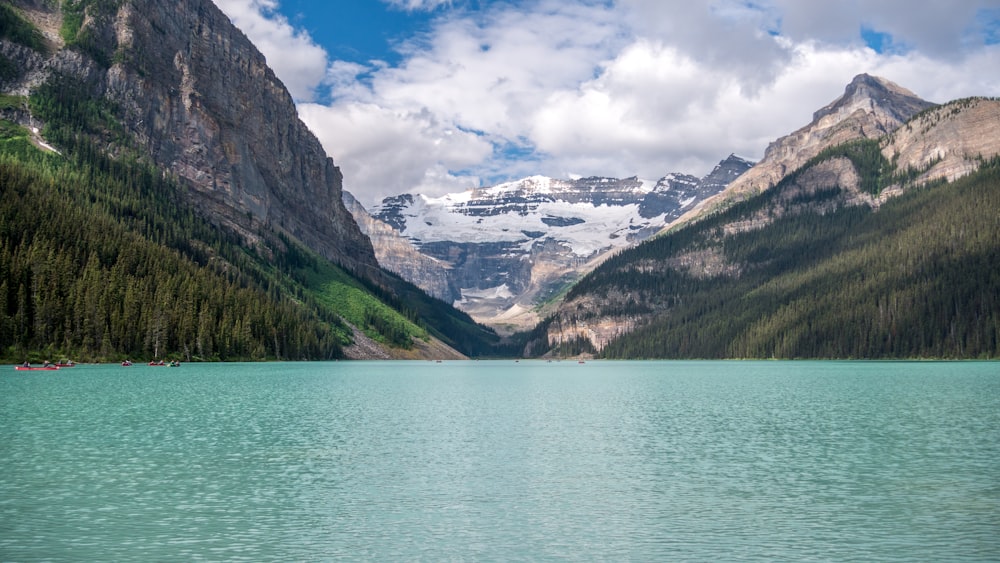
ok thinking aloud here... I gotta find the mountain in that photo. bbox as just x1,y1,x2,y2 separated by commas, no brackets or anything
0,0,498,360
343,190,454,302
674,74,937,226
359,155,752,331
5,0,377,276
530,91,1000,359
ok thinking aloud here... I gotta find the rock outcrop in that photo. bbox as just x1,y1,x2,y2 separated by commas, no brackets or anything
2,0,379,277
343,191,454,301
675,74,937,226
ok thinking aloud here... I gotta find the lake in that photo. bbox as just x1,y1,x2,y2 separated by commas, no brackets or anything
1,360,998,561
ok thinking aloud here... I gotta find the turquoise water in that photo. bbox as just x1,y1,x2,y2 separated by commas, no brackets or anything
1,360,998,561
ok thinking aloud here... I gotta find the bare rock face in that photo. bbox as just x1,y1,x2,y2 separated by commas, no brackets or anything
680,74,937,223
3,0,379,277
884,97,1000,185
343,191,454,301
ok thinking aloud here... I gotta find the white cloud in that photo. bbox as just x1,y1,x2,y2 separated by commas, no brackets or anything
217,0,1000,206
365,2,626,138
213,0,328,101
764,0,1000,58
296,101,492,199
385,0,453,11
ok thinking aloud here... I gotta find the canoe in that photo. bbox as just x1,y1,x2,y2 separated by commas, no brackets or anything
14,366,59,371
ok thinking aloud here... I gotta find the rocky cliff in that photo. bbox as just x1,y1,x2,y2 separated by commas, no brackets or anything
343,190,455,301
2,0,379,277
883,97,1000,186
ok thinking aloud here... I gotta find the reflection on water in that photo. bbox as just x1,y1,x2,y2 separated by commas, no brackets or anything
1,361,998,560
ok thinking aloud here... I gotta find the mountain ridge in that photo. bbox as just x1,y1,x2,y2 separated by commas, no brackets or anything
533,92,1000,359
355,154,753,331
669,73,938,230
3,0,378,276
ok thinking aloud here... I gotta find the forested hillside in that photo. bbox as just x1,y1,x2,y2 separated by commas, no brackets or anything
0,117,502,361
0,1,501,362
0,114,497,362
531,147,1000,359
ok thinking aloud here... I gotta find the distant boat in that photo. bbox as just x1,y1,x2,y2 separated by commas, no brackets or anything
14,365,59,371
121,360,132,367
55,361,75,368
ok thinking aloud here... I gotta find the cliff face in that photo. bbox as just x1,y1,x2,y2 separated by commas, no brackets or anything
3,0,379,276
884,97,1000,186
343,191,455,301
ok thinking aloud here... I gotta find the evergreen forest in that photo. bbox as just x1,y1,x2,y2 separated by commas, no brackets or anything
544,153,1000,359
0,82,499,362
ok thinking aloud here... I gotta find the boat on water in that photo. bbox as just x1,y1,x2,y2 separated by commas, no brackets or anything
121,360,133,367
148,360,181,367
14,365,59,371
55,361,76,368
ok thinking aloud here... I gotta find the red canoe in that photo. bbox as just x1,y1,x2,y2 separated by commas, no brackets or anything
14,366,59,371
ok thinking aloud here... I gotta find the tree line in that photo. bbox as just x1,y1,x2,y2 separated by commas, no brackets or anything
539,152,1000,359
0,138,354,362
1,68,504,361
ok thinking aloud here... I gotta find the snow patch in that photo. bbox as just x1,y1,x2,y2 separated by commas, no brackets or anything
455,284,515,306
400,198,649,256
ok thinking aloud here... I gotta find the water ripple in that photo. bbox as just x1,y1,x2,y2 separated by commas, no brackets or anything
1,361,998,560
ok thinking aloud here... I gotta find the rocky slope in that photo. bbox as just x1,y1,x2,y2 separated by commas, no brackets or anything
542,88,1000,357
361,155,752,331
343,190,454,301
674,74,937,226
1,0,496,360
2,0,378,278
883,97,1000,185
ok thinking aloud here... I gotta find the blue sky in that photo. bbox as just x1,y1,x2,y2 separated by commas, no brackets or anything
215,0,1000,205
266,0,434,68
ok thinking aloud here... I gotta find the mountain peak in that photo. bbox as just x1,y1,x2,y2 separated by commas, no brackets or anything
814,73,933,124
676,74,935,221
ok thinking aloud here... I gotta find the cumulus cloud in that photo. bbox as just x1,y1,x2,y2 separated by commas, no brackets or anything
212,0,328,101
217,0,1000,205
297,101,493,199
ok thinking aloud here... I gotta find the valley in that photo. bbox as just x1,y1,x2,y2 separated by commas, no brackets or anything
1,1,997,360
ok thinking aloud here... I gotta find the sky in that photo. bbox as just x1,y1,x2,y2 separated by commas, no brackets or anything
213,0,1000,206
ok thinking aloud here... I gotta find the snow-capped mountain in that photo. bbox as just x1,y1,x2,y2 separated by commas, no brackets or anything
359,155,753,330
